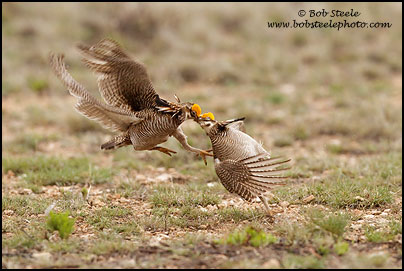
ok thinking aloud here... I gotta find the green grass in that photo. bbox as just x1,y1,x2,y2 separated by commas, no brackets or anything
275,220,314,246
307,209,350,239
313,103,401,141
146,205,214,230
2,231,39,250
326,143,344,154
2,195,52,216
84,206,133,231
282,254,324,269
273,136,293,147
292,126,309,141
65,113,106,133
112,148,148,171
115,180,148,199
5,133,59,153
217,226,277,247
25,106,57,126
140,204,268,231
266,92,286,105
313,235,333,256
2,156,113,185
27,77,49,94
2,217,47,251
46,211,76,239
89,233,138,255
272,152,401,209
2,80,20,96
388,220,402,235
364,220,402,243
334,241,349,256
216,207,265,223
365,227,389,243
46,238,81,253
275,208,351,255
150,183,221,208
112,221,143,236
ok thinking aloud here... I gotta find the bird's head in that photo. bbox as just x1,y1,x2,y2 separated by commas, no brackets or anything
182,102,202,120
156,94,202,122
196,112,217,134
197,115,246,135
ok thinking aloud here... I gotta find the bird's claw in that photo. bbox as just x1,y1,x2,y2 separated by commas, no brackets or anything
152,146,177,156
265,212,275,223
165,150,177,156
198,149,214,166
163,149,177,156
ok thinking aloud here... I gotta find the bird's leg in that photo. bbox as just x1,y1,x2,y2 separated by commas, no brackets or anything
259,195,275,222
172,127,213,165
150,146,177,156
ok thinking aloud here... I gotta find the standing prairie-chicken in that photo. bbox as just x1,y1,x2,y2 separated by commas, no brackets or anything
49,38,212,163
196,112,291,212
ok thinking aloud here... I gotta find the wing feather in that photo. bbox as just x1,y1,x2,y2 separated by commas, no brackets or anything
77,39,159,112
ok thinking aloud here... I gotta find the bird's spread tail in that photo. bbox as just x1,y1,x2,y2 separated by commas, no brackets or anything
215,154,291,203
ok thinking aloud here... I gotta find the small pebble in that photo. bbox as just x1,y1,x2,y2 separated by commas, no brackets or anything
135,174,147,182
156,173,172,182
3,210,14,216
32,252,52,262
20,188,32,195
303,195,315,203
351,224,362,230
262,259,280,269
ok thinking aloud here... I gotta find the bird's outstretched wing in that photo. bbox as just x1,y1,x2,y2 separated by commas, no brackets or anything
49,53,143,132
214,153,291,201
227,120,246,132
77,39,164,113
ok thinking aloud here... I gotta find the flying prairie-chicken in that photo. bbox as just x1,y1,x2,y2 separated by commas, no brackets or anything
49,39,212,163
196,112,291,212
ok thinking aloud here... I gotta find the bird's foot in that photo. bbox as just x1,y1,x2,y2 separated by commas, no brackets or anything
197,149,214,166
265,210,275,223
151,146,177,156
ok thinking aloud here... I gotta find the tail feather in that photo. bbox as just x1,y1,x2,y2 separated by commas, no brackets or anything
246,158,291,168
215,154,291,202
101,134,131,150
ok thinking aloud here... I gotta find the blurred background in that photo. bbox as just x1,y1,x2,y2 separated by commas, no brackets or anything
2,2,402,172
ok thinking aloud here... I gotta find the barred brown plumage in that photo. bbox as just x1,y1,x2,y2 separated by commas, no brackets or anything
197,116,291,213
49,38,212,163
